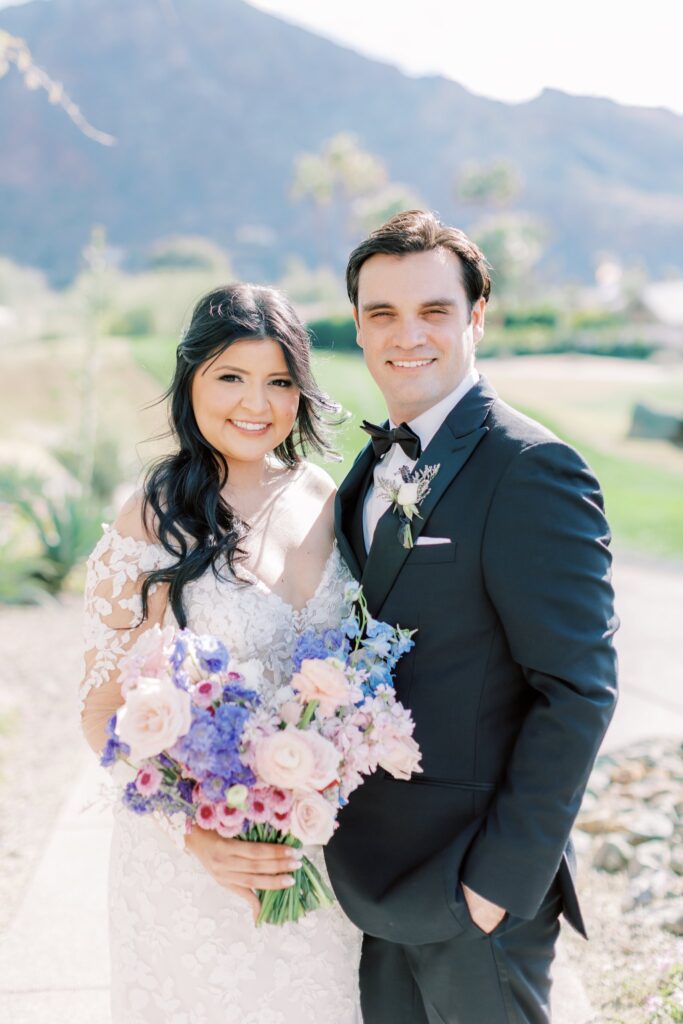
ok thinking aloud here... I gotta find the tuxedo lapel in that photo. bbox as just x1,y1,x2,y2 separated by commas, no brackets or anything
360,377,497,615
334,440,377,580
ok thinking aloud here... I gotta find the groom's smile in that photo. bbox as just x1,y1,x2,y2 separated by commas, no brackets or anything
353,248,486,424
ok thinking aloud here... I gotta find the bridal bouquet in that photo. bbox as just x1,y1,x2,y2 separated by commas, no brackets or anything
101,581,420,925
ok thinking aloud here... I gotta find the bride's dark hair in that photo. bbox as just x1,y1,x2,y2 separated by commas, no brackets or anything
139,282,338,628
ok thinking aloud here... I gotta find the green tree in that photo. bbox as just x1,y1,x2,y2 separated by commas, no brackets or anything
456,159,546,300
291,133,423,266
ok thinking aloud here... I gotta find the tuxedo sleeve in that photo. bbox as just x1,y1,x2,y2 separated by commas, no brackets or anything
461,439,619,919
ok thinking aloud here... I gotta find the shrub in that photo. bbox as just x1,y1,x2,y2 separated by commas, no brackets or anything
108,306,155,337
307,316,357,352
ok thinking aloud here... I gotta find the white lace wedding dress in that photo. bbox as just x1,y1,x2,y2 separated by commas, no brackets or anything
80,524,362,1024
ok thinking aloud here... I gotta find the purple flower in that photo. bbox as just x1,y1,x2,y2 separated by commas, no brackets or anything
177,778,194,804
100,716,131,767
122,781,153,815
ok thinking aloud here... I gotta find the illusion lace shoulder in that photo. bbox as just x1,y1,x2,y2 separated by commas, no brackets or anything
81,523,362,1024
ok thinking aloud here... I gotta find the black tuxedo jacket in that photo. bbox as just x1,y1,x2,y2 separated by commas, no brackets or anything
325,375,618,945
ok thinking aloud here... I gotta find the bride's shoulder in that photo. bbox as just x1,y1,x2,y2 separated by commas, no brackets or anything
296,461,337,503
113,489,162,546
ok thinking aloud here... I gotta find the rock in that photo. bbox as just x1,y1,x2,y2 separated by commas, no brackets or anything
593,836,633,872
661,905,683,936
625,811,675,844
619,779,676,803
610,760,648,784
627,842,670,878
622,869,673,911
576,810,631,835
671,845,683,876
571,830,592,857
586,767,612,794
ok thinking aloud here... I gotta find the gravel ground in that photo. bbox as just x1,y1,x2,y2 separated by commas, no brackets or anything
0,595,86,933
563,839,683,1022
2,589,682,1022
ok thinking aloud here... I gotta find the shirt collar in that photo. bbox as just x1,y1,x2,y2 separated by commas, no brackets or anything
389,368,480,452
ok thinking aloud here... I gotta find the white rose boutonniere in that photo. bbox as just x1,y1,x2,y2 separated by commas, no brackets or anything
376,464,440,549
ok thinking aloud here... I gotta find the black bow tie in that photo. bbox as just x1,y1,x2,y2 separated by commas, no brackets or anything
360,420,422,461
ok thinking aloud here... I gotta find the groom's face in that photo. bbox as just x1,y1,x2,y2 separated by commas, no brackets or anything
354,248,485,423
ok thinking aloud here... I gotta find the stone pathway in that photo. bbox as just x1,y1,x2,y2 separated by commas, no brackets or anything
0,550,680,1023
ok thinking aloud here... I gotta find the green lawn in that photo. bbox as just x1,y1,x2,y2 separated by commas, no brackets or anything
129,338,683,559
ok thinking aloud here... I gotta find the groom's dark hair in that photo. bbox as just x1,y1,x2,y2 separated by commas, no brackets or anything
346,209,492,313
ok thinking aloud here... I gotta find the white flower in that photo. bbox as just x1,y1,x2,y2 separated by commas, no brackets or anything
230,658,265,690
396,481,420,506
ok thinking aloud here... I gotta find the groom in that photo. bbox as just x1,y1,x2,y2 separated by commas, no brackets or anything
326,210,619,1023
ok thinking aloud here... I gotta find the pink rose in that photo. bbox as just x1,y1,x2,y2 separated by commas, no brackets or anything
301,730,341,791
195,802,218,830
292,658,351,718
289,792,337,846
377,735,422,781
253,727,316,790
134,764,163,796
280,701,303,726
115,675,192,763
215,803,245,838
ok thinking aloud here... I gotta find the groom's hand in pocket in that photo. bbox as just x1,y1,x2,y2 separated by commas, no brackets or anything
461,881,507,934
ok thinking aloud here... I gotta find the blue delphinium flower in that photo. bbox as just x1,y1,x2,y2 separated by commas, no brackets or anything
169,634,189,671
194,635,229,674
367,662,393,691
342,614,362,641
362,618,394,659
292,630,332,672
202,775,228,802
214,703,249,744
322,628,345,654
222,682,260,705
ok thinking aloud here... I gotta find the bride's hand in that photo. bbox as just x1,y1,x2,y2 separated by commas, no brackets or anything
184,826,303,920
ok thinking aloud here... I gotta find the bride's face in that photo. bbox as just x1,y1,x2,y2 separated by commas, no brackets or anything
191,338,301,464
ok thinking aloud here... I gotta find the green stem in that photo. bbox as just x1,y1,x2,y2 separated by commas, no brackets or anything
297,699,319,729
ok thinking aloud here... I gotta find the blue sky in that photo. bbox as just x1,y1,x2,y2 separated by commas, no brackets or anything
3,0,682,116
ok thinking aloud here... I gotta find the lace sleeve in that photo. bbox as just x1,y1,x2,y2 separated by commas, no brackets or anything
79,523,175,752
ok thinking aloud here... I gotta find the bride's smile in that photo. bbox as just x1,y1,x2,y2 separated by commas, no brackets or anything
191,337,301,471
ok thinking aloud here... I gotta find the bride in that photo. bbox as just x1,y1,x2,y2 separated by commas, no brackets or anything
79,284,362,1023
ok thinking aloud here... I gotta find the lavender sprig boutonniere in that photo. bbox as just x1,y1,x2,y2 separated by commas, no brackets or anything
376,464,440,549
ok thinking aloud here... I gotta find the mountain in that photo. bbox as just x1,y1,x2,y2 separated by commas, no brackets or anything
1,0,683,285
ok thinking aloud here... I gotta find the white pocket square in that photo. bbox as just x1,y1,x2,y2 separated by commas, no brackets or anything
414,536,452,546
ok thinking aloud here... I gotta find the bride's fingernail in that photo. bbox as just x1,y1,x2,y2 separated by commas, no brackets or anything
283,876,295,886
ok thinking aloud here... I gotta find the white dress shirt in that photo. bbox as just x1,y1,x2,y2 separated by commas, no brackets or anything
362,369,479,552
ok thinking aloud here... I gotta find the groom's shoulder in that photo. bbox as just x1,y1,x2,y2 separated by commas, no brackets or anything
485,394,591,477
487,396,561,451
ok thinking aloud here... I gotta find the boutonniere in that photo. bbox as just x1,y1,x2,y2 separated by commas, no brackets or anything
376,464,440,549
